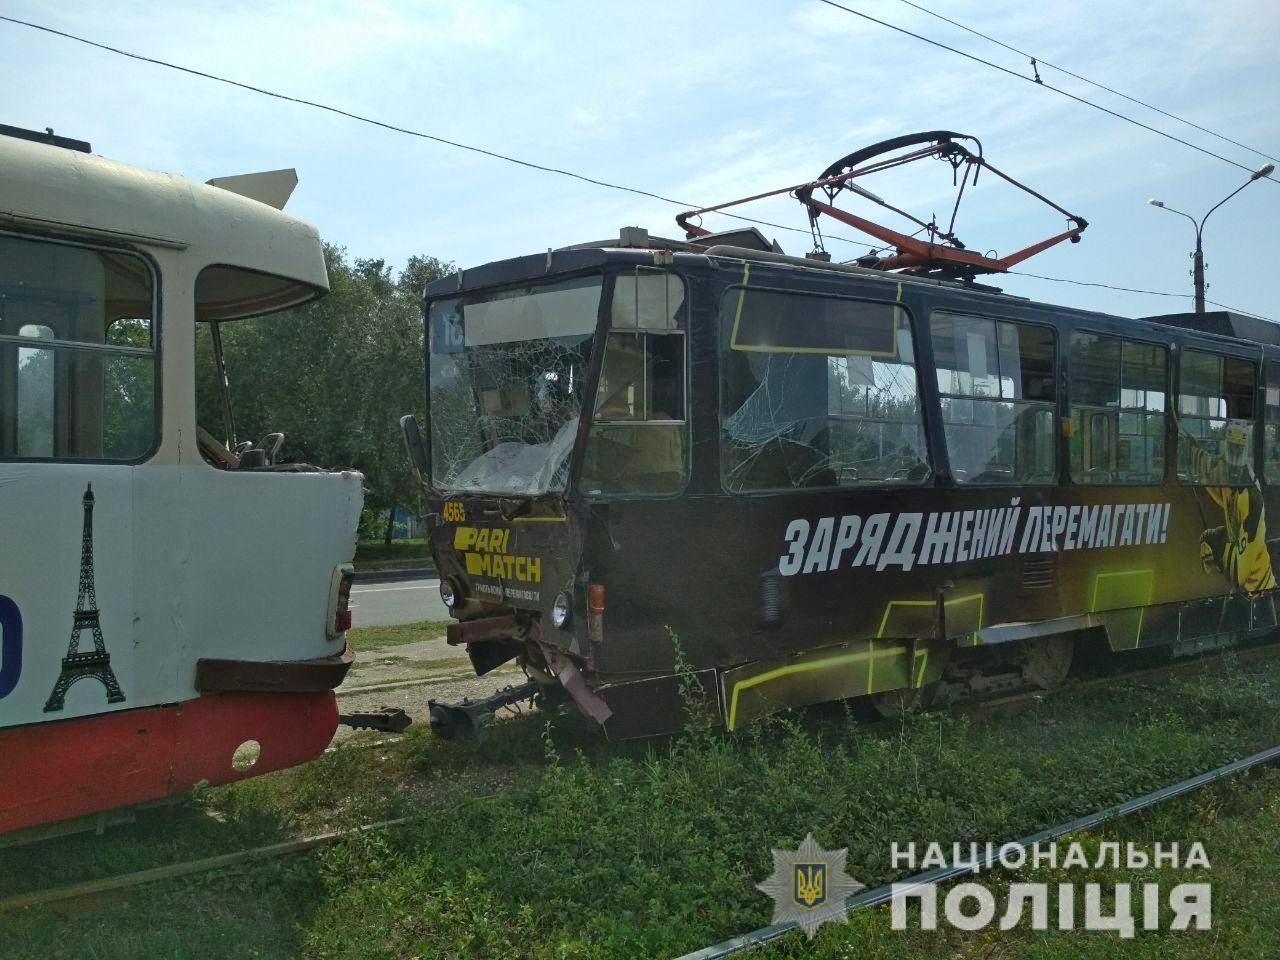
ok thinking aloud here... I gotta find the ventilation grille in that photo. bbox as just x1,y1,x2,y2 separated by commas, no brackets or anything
1020,554,1058,593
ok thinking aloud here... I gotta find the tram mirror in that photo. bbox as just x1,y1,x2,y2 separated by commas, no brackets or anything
611,270,684,331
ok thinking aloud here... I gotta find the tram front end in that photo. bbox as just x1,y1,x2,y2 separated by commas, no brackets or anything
410,247,692,738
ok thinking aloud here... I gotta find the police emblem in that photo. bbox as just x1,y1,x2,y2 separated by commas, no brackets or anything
794,862,827,908
756,833,864,939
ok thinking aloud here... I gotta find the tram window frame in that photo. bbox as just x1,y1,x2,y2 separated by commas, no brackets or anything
1068,332,1168,485
1265,361,1280,483
0,231,161,464
1176,349,1258,487
579,268,691,498
716,285,931,495
929,311,1058,486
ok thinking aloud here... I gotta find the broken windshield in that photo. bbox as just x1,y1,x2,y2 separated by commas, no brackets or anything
428,275,602,496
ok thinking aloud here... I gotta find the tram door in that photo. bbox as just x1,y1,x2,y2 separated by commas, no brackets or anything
577,268,704,675
0,232,152,726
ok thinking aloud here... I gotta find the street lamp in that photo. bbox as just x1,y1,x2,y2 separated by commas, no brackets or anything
1148,163,1274,313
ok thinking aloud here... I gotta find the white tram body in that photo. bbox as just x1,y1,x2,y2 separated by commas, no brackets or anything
0,129,363,835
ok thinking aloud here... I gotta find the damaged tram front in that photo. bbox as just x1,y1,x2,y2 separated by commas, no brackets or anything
410,248,694,738
410,236,941,739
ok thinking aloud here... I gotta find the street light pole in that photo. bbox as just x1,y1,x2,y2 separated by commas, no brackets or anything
1148,163,1274,313
1191,231,1206,314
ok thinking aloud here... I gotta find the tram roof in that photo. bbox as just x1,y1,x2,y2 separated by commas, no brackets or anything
423,225,1017,301
0,133,328,297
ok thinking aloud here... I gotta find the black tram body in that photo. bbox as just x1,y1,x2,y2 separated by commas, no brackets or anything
416,233,1280,738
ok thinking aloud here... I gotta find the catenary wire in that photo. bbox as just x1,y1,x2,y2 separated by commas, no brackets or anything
0,13,881,253
816,0,1277,185
1007,270,1274,321
0,14,1270,320
892,0,1279,166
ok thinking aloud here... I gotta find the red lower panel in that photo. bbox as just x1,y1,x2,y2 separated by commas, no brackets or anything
0,691,338,835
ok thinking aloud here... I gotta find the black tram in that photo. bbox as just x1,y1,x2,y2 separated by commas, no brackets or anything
404,136,1279,739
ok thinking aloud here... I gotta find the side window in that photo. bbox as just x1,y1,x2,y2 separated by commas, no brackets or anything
580,269,687,495
0,233,157,461
1265,362,1280,483
1178,350,1256,485
1069,333,1166,483
930,312,1056,484
719,287,928,492
15,324,54,457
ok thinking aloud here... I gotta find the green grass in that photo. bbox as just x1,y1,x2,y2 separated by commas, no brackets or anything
345,619,452,652
3,654,1280,958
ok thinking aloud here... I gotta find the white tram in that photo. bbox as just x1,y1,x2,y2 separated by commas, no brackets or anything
0,126,363,836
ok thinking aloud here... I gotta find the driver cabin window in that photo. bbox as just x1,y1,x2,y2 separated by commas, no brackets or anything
718,287,928,492
930,312,1056,485
194,264,324,470
580,269,688,495
0,233,157,461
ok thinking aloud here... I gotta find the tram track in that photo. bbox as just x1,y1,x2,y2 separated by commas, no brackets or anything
676,741,1280,960
2,643,1275,916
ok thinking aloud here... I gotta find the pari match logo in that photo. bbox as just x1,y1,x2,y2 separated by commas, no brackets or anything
756,833,865,939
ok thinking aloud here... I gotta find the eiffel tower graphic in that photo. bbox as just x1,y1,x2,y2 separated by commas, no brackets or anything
44,483,125,713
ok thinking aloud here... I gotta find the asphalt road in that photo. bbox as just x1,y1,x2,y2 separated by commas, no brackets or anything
349,576,450,627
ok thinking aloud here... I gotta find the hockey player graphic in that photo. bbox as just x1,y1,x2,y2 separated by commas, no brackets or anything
1182,418,1275,596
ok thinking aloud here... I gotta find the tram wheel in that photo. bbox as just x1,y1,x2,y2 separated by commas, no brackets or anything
1023,635,1075,689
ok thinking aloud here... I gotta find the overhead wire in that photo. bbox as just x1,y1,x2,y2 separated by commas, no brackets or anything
891,0,1279,167
0,13,1271,321
815,0,1277,185
1007,270,1273,321
0,13,881,253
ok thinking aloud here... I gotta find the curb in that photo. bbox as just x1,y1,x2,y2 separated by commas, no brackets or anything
353,567,438,584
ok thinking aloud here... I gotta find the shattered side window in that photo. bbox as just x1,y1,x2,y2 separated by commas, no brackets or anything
718,286,929,492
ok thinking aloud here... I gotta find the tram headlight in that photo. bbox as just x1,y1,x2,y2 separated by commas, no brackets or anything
551,591,571,629
440,578,460,609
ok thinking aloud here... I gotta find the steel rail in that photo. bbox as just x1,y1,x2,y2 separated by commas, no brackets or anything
0,816,418,913
675,742,1280,959
3,646,1274,915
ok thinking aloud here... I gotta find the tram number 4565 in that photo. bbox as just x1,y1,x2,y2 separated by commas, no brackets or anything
0,596,22,700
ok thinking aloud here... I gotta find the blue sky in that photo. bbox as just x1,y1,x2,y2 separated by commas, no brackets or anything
4,0,1278,319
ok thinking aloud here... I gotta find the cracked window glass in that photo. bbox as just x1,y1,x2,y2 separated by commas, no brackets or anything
428,275,601,495
719,287,928,492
